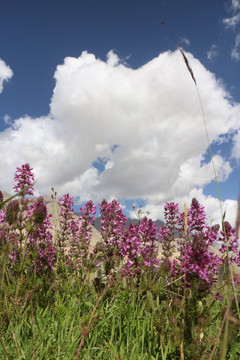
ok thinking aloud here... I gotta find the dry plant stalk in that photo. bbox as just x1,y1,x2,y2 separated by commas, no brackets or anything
208,308,229,360
12,332,21,358
179,47,196,85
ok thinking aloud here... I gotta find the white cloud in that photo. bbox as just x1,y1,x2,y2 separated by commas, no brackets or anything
180,38,190,46
207,44,218,61
231,33,240,60
223,1,240,60
223,12,240,28
107,50,120,66
231,129,240,159
1,50,240,225
170,154,232,197
0,59,13,93
231,0,240,11
139,188,238,227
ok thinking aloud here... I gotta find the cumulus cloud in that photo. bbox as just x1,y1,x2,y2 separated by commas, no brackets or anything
223,0,240,60
1,50,240,225
0,58,13,93
138,188,238,227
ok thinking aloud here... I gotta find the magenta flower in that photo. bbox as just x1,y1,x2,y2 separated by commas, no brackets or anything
160,198,225,286
0,209,5,223
59,193,74,218
13,163,35,196
219,221,239,265
100,199,127,255
27,199,55,273
180,233,220,283
121,217,159,277
70,200,96,267
58,193,77,250
58,195,97,270
159,202,181,259
187,198,206,233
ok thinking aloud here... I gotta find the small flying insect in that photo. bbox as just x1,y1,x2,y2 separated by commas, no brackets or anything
160,21,165,24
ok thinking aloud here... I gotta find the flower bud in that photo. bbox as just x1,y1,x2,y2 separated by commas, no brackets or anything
33,198,47,224
6,200,19,225
0,191,3,203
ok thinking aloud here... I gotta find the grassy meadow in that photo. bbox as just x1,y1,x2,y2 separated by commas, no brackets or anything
0,163,240,360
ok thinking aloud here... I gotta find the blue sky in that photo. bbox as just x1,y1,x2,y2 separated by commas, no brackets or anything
0,0,240,225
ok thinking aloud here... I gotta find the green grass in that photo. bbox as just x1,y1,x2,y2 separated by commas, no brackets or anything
0,256,239,360
0,172,239,360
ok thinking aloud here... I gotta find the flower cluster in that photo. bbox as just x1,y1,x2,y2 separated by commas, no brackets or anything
1,163,240,290
32,196,47,225
93,200,160,277
180,233,220,283
13,163,35,196
121,216,159,276
32,216,55,273
27,199,55,273
159,202,181,259
1,167,55,274
187,197,206,233
219,221,240,265
160,198,239,285
57,195,97,270
100,199,127,255
69,200,96,267
0,209,6,223
5,199,20,226
57,193,76,252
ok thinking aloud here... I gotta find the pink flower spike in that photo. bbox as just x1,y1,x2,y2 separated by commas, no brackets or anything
13,163,35,196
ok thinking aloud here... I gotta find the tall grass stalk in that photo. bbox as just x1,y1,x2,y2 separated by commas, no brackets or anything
179,47,224,219
179,47,240,357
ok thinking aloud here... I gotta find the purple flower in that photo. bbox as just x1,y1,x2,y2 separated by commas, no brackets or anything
70,200,96,265
160,198,224,286
13,163,35,197
180,233,220,283
187,198,206,233
100,199,127,255
27,203,55,273
57,193,76,251
159,202,181,259
219,221,239,265
0,209,6,223
121,217,159,276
